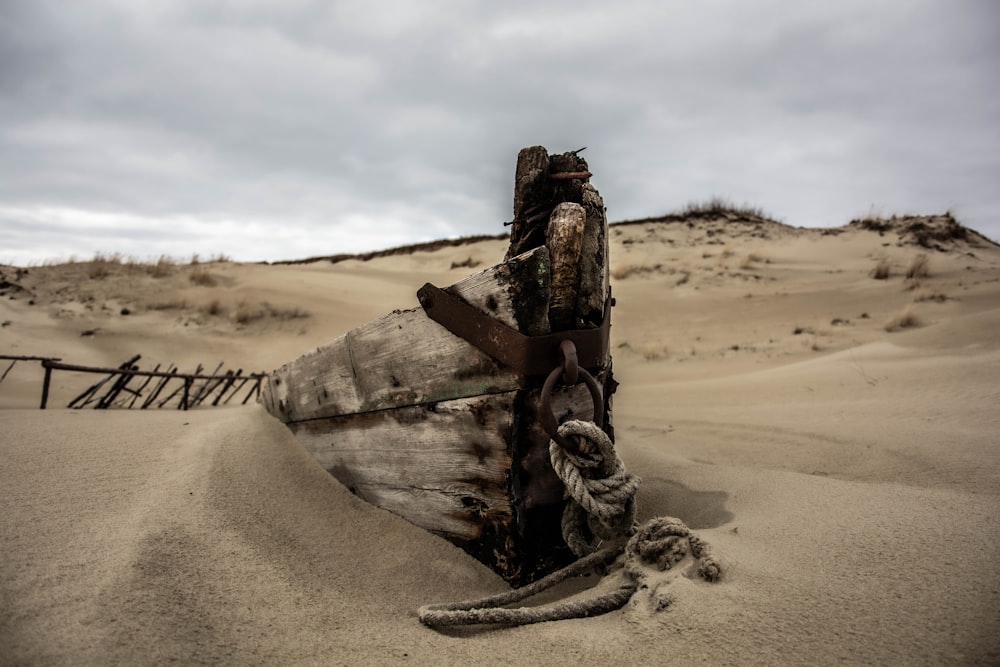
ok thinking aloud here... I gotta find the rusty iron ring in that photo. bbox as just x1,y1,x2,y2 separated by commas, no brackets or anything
539,343,604,453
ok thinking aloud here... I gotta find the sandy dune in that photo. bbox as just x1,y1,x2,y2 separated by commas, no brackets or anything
2,213,999,665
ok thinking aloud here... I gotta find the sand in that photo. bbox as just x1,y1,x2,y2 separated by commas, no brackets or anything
2,215,999,665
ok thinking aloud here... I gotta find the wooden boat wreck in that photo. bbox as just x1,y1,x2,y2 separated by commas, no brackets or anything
262,146,617,585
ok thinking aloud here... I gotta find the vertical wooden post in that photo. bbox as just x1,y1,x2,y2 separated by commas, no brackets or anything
182,378,191,411
40,362,53,410
545,203,586,330
504,145,615,582
506,146,552,260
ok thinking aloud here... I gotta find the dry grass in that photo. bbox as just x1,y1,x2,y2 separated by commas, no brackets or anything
234,301,310,325
189,266,219,287
270,304,310,321
913,291,951,303
870,256,892,280
619,340,671,361
450,257,481,270
906,253,930,280
78,253,182,280
203,299,226,317
147,256,176,278
680,196,775,220
884,305,922,332
274,234,507,266
805,336,823,352
611,262,663,280
618,340,668,361
148,298,189,311
86,252,126,279
641,343,670,361
739,252,765,270
233,301,263,324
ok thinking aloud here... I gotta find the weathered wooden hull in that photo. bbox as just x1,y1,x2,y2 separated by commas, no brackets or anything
262,146,614,585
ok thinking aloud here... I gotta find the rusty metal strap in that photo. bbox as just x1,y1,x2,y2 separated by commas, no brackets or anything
416,283,611,377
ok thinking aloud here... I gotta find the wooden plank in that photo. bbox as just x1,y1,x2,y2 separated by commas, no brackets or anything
262,245,551,423
286,393,515,543
577,182,610,327
284,382,600,581
545,202,586,331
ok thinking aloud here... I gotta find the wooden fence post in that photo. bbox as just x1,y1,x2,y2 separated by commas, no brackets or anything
40,362,53,410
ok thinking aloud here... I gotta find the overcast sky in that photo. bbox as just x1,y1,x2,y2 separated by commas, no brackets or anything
2,0,998,265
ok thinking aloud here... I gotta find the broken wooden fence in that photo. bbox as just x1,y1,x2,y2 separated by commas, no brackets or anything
0,355,62,389
0,354,265,410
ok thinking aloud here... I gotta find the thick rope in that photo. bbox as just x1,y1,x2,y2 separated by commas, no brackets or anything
624,516,722,585
418,421,722,628
417,542,632,627
548,420,641,557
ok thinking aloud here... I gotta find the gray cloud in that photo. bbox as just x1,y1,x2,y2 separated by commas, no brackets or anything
2,0,998,265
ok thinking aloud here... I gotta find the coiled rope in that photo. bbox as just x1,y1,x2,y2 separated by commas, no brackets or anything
549,419,640,557
418,420,721,628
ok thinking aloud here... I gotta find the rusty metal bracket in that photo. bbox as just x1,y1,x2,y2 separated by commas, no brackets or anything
416,283,612,378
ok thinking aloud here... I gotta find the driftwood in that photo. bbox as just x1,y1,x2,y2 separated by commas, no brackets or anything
262,146,614,585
